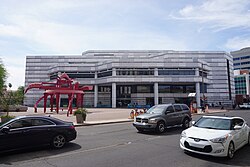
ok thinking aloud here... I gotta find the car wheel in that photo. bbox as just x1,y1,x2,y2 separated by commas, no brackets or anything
52,134,66,149
156,121,165,133
182,118,190,129
227,141,235,159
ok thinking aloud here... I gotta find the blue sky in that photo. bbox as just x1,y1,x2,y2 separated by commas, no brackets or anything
0,0,250,89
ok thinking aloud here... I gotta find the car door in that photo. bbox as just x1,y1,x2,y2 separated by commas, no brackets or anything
0,126,14,151
164,105,176,126
1,119,33,150
231,118,245,148
27,118,56,146
173,104,183,125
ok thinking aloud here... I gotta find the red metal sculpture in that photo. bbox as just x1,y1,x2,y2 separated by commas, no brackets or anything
25,73,93,116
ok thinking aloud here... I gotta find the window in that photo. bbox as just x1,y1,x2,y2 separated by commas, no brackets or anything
181,104,189,111
166,106,174,112
9,119,32,129
174,105,182,112
231,118,244,129
32,119,54,126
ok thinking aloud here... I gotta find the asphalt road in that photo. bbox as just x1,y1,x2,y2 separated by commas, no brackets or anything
1,110,250,167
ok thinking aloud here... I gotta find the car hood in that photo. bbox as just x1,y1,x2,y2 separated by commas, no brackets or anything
185,126,231,140
137,113,161,119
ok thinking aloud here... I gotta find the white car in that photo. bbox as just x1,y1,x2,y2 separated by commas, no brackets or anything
180,115,250,159
239,103,250,109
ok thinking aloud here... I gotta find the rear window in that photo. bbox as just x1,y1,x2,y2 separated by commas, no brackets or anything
181,104,189,111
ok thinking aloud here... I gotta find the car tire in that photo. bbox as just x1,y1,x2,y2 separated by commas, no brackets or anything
156,121,165,133
182,118,190,129
227,141,235,159
136,127,144,133
51,134,66,149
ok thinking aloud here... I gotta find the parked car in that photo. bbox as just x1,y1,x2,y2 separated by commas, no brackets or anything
0,116,77,152
239,103,250,109
133,104,192,133
180,115,250,159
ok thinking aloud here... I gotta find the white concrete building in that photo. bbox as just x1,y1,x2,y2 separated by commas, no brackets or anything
24,50,235,108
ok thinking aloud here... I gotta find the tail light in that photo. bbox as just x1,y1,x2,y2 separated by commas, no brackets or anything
69,125,75,130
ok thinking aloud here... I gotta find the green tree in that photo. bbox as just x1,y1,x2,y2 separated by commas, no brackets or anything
0,60,7,91
14,86,25,105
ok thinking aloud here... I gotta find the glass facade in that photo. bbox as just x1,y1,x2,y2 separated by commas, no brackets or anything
116,68,154,76
158,68,195,76
97,69,112,78
49,71,95,80
235,77,247,95
159,84,196,93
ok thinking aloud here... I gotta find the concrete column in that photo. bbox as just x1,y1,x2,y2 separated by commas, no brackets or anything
94,85,98,107
112,83,116,108
154,82,159,105
195,67,199,76
112,68,116,76
246,74,250,95
196,82,201,108
154,68,158,76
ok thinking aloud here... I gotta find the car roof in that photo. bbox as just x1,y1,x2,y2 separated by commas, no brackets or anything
10,115,68,124
155,103,187,107
202,115,244,120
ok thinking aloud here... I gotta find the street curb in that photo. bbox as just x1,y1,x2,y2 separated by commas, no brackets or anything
73,110,230,127
74,119,133,127
191,110,228,116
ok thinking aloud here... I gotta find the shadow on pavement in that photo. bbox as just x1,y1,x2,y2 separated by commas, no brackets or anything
0,142,81,165
137,126,183,136
184,145,250,166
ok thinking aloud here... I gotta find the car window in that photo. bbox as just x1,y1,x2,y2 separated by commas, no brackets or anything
231,118,244,129
9,119,32,129
166,106,174,112
173,105,182,112
181,104,189,111
32,119,54,126
146,105,166,114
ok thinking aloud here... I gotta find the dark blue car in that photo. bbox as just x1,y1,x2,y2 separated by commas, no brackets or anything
0,116,77,152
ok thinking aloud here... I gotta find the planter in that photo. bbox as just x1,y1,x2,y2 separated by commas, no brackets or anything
75,114,86,124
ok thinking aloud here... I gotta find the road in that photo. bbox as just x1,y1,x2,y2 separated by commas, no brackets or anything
1,110,250,167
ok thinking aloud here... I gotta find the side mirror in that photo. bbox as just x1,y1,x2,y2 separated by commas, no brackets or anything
1,126,10,133
191,121,196,125
234,125,242,130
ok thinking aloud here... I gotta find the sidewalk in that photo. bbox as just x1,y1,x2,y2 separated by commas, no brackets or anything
0,107,228,126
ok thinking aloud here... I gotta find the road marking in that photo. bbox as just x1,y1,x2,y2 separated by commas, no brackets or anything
12,142,130,165
146,136,161,141
10,135,162,165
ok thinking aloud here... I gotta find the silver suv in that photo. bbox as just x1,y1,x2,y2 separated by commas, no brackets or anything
133,104,192,133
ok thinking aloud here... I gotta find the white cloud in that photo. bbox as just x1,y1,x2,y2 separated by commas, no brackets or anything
225,36,250,50
0,55,26,90
0,24,23,37
174,0,250,31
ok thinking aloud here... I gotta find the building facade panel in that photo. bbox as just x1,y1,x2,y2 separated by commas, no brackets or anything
24,50,235,108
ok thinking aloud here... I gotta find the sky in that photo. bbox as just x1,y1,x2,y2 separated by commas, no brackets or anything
0,0,250,90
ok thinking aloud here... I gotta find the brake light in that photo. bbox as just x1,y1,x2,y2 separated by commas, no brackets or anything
69,125,75,130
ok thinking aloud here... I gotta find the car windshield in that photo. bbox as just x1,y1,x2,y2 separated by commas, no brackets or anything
0,119,16,129
146,105,166,114
194,117,231,130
